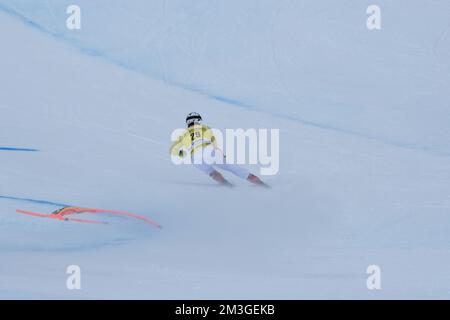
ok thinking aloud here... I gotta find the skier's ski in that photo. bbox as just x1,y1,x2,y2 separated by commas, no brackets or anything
16,209,107,224
221,181,234,188
259,182,271,189
78,208,162,228
16,207,161,228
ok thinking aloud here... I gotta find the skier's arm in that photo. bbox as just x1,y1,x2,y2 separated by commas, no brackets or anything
169,136,184,157
204,126,217,147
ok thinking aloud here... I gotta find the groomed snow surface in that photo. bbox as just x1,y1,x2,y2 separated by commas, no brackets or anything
1,1,450,299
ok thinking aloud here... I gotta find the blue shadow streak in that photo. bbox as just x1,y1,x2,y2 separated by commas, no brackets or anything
0,147,39,152
0,195,70,207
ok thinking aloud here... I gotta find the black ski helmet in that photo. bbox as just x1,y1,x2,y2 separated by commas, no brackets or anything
186,112,202,126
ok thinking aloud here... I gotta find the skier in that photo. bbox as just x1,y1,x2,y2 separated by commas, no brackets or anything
170,112,268,187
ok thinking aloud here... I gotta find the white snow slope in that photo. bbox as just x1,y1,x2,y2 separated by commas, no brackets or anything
1,1,450,299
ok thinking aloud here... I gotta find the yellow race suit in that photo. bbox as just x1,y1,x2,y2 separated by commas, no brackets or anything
170,124,217,158
170,124,250,179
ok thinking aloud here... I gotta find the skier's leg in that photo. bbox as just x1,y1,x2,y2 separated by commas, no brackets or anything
192,147,232,186
215,162,251,180
214,155,269,187
209,170,233,186
192,161,215,176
